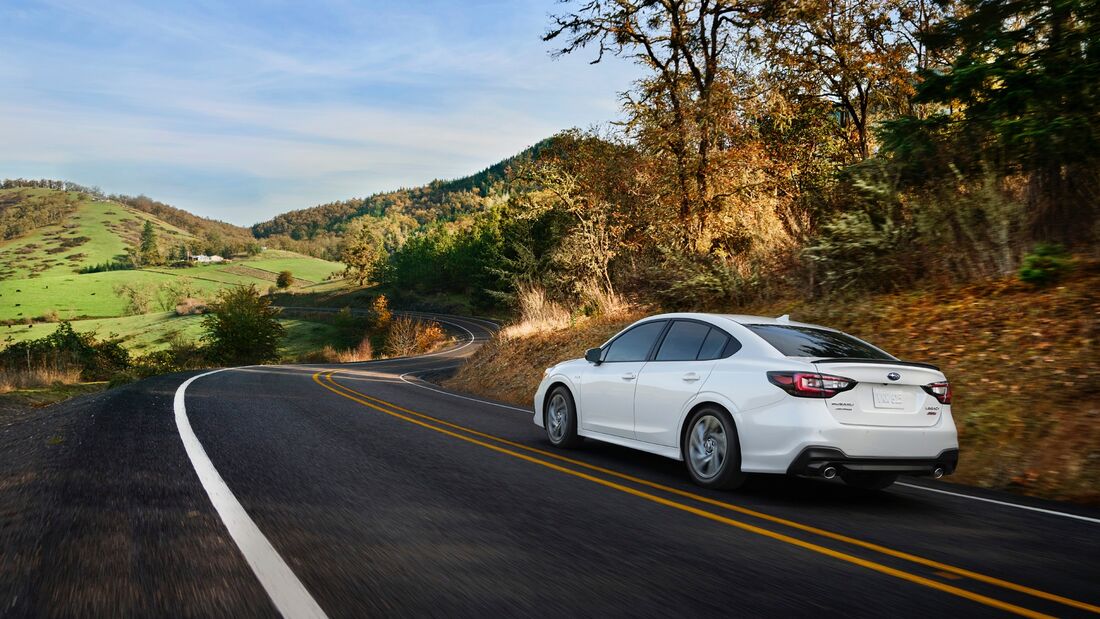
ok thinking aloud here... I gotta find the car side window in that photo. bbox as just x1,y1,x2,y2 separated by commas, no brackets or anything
603,321,667,362
655,321,712,361
697,328,730,360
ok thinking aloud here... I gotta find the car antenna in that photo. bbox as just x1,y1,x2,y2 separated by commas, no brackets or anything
776,314,790,322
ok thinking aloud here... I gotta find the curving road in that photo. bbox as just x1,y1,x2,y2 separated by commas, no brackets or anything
1,313,1098,618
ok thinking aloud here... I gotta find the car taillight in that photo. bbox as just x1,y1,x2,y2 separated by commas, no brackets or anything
767,371,856,398
922,381,952,405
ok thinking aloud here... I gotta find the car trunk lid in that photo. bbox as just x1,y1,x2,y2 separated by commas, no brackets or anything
812,360,946,427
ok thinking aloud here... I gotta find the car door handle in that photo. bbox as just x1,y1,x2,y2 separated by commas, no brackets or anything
621,372,637,381
682,372,700,382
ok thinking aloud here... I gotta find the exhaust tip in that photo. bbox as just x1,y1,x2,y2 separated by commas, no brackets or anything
822,466,838,480
933,467,945,479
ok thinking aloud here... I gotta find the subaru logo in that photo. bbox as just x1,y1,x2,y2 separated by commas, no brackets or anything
887,372,901,381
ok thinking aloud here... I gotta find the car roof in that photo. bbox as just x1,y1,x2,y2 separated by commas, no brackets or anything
643,312,828,330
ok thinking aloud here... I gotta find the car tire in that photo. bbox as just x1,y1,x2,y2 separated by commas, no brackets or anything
683,407,746,490
841,471,898,491
544,386,583,448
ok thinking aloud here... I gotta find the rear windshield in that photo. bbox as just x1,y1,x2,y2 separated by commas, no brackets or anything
744,324,895,360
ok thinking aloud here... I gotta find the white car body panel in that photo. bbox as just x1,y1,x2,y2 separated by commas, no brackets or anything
578,360,644,438
533,313,959,476
633,358,718,446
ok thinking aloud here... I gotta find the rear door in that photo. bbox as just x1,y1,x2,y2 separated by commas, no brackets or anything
633,321,730,446
814,362,945,427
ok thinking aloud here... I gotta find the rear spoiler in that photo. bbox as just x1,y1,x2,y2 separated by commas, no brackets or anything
812,358,941,371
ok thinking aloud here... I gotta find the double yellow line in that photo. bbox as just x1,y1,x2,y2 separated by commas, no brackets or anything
313,369,1098,618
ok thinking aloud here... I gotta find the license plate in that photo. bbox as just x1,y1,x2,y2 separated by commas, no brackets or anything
872,388,906,409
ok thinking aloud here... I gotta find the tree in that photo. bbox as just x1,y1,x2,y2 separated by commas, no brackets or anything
762,0,925,161
884,0,1100,242
340,221,383,285
139,220,160,265
511,131,638,299
201,285,286,365
546,0,760,249
113,283,153,315
276,270,294,289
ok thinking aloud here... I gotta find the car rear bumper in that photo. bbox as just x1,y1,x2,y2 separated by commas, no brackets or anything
734,398,959,474
786,446,959,477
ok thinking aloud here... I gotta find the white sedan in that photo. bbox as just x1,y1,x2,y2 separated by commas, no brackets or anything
533,313,959,490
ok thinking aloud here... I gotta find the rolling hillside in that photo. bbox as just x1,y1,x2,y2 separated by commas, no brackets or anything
0,187,345,355
0,189,192,280
248,140,552,261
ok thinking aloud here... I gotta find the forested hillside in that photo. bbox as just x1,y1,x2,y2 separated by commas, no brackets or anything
250,141,551,261
333,0,1100,315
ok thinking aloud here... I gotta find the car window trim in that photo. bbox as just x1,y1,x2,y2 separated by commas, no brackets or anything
651,318,740,362
600,319,670,363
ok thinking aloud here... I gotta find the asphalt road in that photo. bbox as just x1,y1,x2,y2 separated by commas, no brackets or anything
1,313,1098,618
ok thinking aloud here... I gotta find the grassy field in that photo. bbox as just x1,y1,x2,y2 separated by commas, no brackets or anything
0,187,349,361
0,189,344,321
232,250,344,283
0,311,346,359
0,191,192,280
0,255,347,321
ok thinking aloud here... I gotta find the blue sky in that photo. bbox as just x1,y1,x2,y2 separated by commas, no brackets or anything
0,0,639,225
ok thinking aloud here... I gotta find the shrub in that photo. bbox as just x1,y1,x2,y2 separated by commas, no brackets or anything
276,270,294,289
174,298,208,316
1018,243,1072,286
804,209,913,293
385,317,446,356
415,322,446,352
0,321,129,381
370,295,392,332
201,285,287,365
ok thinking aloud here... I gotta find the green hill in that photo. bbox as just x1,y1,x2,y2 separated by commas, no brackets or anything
0,189,193,280
0,188,344,325
248,139,551,259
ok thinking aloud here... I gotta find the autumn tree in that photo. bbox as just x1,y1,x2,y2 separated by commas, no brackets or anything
760,0,931,161
340,220,384,286
546,0,761,250
276,270,294,289
511,131,641,299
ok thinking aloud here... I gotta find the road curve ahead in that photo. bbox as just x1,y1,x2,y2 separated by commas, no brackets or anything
2,313,1098,618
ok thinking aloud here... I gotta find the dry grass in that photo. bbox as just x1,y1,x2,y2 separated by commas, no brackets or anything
447,260,1100,504
0,366,83,393
447,311,643,408
577,280,631,319
301,336,374,364
500,285,574,340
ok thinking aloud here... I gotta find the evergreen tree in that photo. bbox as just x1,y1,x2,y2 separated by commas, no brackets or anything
884,0,1100,242
139,220,161,265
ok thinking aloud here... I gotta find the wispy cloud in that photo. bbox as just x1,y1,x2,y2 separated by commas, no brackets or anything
0,0,638,224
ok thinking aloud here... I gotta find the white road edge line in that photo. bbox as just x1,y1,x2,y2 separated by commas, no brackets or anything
174,369,329,619
896,482,1100,524
399,370,533,413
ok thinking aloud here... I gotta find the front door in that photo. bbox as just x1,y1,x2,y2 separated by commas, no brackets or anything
579,320,667,439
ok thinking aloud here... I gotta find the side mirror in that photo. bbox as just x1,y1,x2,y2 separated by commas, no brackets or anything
584,347,603,365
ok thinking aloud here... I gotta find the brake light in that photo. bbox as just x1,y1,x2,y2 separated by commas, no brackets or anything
767,371,856,398
922,381,952,404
